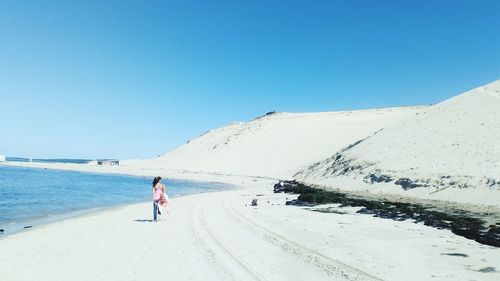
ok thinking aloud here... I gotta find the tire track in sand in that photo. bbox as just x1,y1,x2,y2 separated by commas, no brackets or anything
191,201,266,281
223,196,384,281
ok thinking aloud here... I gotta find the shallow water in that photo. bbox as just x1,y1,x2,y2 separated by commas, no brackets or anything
0,165,232,234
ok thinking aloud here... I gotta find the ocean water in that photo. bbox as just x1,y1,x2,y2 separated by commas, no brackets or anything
5,157,92,164
0,165,232,235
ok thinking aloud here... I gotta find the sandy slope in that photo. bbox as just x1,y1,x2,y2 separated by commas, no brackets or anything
295,80,500,206
1,177,498,281
117,80,500,207
2,81,499,280
9,83,499,208
123,107,423,178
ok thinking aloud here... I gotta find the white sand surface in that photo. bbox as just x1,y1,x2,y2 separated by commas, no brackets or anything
1,176,498,281
296,80,500,207
123,107,424,179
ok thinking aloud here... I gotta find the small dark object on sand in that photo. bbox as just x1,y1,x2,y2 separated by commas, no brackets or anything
24,226,32,229
251,199,258,206
478,267,496,273
441,252,469,257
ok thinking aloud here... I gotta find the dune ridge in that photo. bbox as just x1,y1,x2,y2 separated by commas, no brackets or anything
124,107,424,178
295,80,500,206
5,81,499,207
119,80,500,207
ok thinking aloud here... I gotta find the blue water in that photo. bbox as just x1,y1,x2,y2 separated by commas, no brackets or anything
0,165,232,234
6,157,92,164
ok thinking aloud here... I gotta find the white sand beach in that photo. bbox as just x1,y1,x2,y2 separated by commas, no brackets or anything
1,81,500,281
1,175,499,281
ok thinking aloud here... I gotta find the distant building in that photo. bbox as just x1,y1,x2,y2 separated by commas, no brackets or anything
0,155,5,162
97,159,119,166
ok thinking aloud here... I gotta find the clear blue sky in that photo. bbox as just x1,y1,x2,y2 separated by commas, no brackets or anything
1,0,499,159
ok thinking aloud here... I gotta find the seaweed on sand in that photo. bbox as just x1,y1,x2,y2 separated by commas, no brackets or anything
281,182,500,248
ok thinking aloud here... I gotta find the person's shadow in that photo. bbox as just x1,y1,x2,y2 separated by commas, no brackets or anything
134,219,154,223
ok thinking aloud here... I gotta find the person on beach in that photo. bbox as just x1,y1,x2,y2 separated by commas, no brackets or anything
152,176,163,222
152,176,170,222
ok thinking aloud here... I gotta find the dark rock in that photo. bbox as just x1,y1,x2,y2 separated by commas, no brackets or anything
373,210,393,219
479,225,500,247
421,215,450,229
478,267,496,273
285,199,313,206
368,174,393,183
395,178,422,190
273,180,299,193
452,223,485,243
486,178,497,187
356,208,377,215
273,184,283,193
276,181,500,248
251,199,258,206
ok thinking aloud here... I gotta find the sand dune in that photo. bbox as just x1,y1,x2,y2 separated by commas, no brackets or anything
6,81,499,207
118,80,500,207
124,107,423,178
295,80,500,206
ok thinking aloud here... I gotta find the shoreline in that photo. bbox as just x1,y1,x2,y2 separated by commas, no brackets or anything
1,188,232,239
1,162,500,280
0,164,241,239
3,160,497,213
3,160,498,234
0,161,278,186
2,177,499,280
0,201,145,239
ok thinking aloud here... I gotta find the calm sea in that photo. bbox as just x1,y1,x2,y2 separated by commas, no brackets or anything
0,165,232,235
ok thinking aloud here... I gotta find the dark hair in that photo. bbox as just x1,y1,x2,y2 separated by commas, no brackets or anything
152,176,162,187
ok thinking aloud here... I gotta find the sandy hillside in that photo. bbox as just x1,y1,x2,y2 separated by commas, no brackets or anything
295,80,500,206
124,107,423,178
